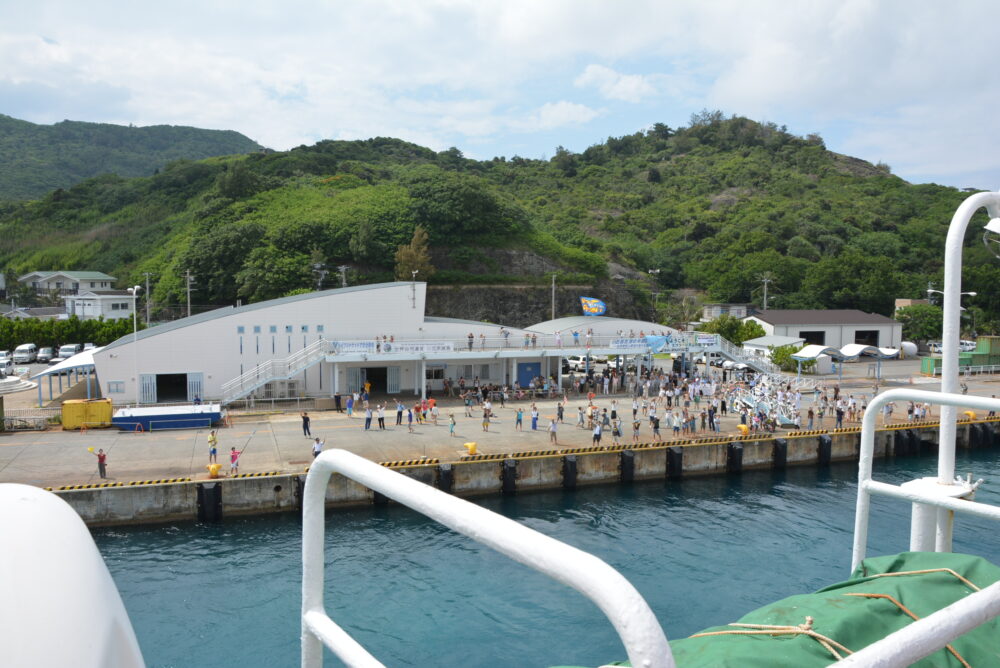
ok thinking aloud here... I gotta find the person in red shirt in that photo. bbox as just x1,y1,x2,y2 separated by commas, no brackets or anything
93,448,107,479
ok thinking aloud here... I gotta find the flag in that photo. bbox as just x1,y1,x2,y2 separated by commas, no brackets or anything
579,296,607,316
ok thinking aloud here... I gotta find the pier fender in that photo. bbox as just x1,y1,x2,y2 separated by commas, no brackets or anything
196,482,222,523
500,459,517,496
726,442,743,474
293,476,305,513
667,446,683,480
620,450,635,483
436,464,454,494
893,429,913,457
562,455,578,490
972,423,988,449
817,434,833,466
772,439,788,470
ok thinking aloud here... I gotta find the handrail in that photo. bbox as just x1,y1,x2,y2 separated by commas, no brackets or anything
852,388,1000,571
301,449,673,668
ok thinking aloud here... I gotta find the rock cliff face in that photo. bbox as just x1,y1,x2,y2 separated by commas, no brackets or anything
425,283,645,328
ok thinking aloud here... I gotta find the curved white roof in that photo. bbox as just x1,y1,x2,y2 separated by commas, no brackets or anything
792,344,900,361
528,315,677,336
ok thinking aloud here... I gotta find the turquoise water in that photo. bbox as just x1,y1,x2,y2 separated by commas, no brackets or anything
94,450,1000,668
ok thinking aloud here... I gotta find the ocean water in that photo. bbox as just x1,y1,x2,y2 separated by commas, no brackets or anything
94,450,1000,668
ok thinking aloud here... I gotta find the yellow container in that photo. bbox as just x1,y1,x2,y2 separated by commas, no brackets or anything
61,398,113,430
85,398,113,427
61,400,88,430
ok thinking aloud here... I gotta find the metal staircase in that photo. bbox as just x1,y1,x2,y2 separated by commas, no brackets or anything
221,339,329,405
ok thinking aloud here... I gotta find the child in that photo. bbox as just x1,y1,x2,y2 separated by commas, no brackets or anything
407,408,414,433
207,430,218,463
515,408,524,431
449,414,456,437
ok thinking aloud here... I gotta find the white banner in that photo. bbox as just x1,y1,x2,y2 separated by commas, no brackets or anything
334,341,377,353
611,337,648,349
696,334,718,346
383,341,455,354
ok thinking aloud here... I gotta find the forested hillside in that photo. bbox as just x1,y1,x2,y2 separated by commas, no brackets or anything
0,115,262,199
0,112,995,329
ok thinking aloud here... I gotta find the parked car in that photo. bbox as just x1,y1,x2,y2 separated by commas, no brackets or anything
0,351,12,373
58,343,83,359
37,347,54,363
960,340,977,352
13,343,37,363
565,355,592,371
82,342,96,351
928,341,943,354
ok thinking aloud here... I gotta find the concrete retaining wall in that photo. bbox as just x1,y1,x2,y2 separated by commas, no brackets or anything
54,419,1000,527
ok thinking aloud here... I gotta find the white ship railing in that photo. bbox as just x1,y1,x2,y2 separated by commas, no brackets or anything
301,449,673,668
843,388,1000,666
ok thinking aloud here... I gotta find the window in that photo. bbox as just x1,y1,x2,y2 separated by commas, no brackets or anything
237,326,245,334
479,364,490,379
90,282,95,288
285,325,293,333
269,325,277,333
317,325,324,333
111,303,121,310
425,368,445,380
108,381,125,393
119,302,130,309
301,325,309,333
72,282,79,289
253,325,261,333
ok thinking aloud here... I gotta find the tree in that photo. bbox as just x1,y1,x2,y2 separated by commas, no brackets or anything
769,344,815,373
895,304,944,341
394,226,436,281
697,315,765,346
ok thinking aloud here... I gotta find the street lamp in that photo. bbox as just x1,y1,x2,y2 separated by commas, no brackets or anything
410,270,419,309
929,190,1000,552
127,285,141,406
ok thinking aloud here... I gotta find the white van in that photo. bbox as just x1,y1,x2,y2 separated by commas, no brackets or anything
58,343,83,359
13,343,37,364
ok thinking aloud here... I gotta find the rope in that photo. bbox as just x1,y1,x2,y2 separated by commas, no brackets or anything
844,593,971,668
690,615,853,661
863,568,981,592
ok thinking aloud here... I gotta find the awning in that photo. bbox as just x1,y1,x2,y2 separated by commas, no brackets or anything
30,347,103,380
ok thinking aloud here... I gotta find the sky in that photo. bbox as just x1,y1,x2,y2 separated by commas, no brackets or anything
2,0,999,189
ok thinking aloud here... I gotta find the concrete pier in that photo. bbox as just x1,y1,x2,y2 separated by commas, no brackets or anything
48,418,999,526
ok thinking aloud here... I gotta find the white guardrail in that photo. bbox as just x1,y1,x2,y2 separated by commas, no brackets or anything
842,388,1000,666
301,450,673,668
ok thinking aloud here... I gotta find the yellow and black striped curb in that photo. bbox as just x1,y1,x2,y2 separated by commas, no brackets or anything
47,477,192,491
230,471,283,478
380,458,439,468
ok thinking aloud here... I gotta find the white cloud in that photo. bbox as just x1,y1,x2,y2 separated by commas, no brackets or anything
574,65,656,103
2,1,1000,185
512,101,601,132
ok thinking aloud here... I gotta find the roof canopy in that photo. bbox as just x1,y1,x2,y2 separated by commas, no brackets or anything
30,347,103,379
792,344,900,361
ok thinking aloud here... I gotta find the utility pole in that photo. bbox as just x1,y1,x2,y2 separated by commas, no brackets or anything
647,269,661,322
338,265,349,288
185,270,195,318
411,270,419,309
760,275,773,311
551,273,556,320
143,272,153,324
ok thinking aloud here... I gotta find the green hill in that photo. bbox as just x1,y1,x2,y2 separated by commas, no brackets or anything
0,114,263,199
0,112,995,329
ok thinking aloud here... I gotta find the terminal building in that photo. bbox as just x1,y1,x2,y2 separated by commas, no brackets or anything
742,310,902,349
86,282,751,406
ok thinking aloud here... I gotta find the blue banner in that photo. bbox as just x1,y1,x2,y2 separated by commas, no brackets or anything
579,296,607,316
644,335,673,352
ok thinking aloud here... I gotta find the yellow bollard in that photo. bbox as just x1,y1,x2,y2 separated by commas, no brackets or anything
464,442,477,455
737,424,749,436
964,411,976,420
